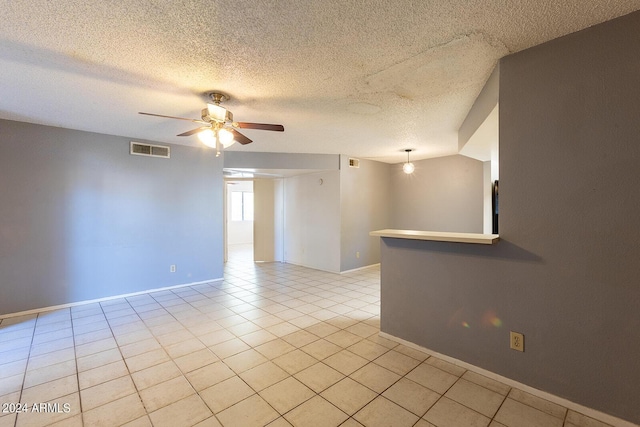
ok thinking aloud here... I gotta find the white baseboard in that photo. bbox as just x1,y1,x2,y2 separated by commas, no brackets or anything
283,260,341,274
283,261,380,275
379,332,639,427
340,263,380,274
0,278,224,319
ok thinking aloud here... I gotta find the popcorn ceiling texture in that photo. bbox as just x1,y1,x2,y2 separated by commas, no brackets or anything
1,1,639,162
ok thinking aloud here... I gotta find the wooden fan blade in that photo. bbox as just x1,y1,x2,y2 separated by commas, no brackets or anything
235,122,284,132
230,129,253,145
139,112,208,125
178,127,209,137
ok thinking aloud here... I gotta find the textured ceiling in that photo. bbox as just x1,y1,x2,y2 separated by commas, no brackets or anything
1,1,639,163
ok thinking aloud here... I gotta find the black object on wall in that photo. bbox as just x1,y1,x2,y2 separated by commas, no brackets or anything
492,180,499,234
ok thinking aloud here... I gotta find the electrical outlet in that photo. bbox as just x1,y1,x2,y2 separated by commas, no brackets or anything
170,265,176,273
510,331,524,352
356,251,360,259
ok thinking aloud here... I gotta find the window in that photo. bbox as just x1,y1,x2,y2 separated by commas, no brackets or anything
231,191,254,221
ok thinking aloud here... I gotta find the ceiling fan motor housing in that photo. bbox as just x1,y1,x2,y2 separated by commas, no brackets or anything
201,107,233,123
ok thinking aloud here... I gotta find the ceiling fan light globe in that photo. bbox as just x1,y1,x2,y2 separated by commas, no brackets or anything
198,129,217,148
219,128,235,147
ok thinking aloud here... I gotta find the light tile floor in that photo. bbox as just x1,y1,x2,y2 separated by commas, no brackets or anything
0,244,617,427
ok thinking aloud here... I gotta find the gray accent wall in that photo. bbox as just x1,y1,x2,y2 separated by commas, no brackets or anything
340,155,392,271
391,155,484,233
379,11,640,424
0,119,224,315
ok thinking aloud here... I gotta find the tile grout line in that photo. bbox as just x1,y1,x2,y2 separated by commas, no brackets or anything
13,314,37,427
98,299,148,425
144,284,227,425
68,306,85,427
129,293,193,421
436,366,498,425
487,387,511,426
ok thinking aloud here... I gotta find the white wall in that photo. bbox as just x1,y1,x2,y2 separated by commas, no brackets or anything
284,171,341,272
483,161,492,233
340,155,392,271
226,181,253,245
274,179,284,262
253,179,276,262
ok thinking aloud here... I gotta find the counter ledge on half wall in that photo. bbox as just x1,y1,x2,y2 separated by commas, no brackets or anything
369,229,500,245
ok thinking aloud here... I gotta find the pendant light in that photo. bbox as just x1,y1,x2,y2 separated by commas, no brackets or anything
403,149,415,174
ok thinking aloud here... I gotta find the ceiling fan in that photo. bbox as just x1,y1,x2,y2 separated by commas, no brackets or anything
139,92,284,156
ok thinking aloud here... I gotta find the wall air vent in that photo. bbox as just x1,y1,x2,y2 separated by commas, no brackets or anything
348,158,360,168
130,142,170,158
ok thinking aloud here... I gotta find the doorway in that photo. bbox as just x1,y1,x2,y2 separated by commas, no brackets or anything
224,177,285,265
225,180,254,263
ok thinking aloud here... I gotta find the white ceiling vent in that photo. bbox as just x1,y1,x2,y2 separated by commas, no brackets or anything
130,142,170,158
348,158,360,168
